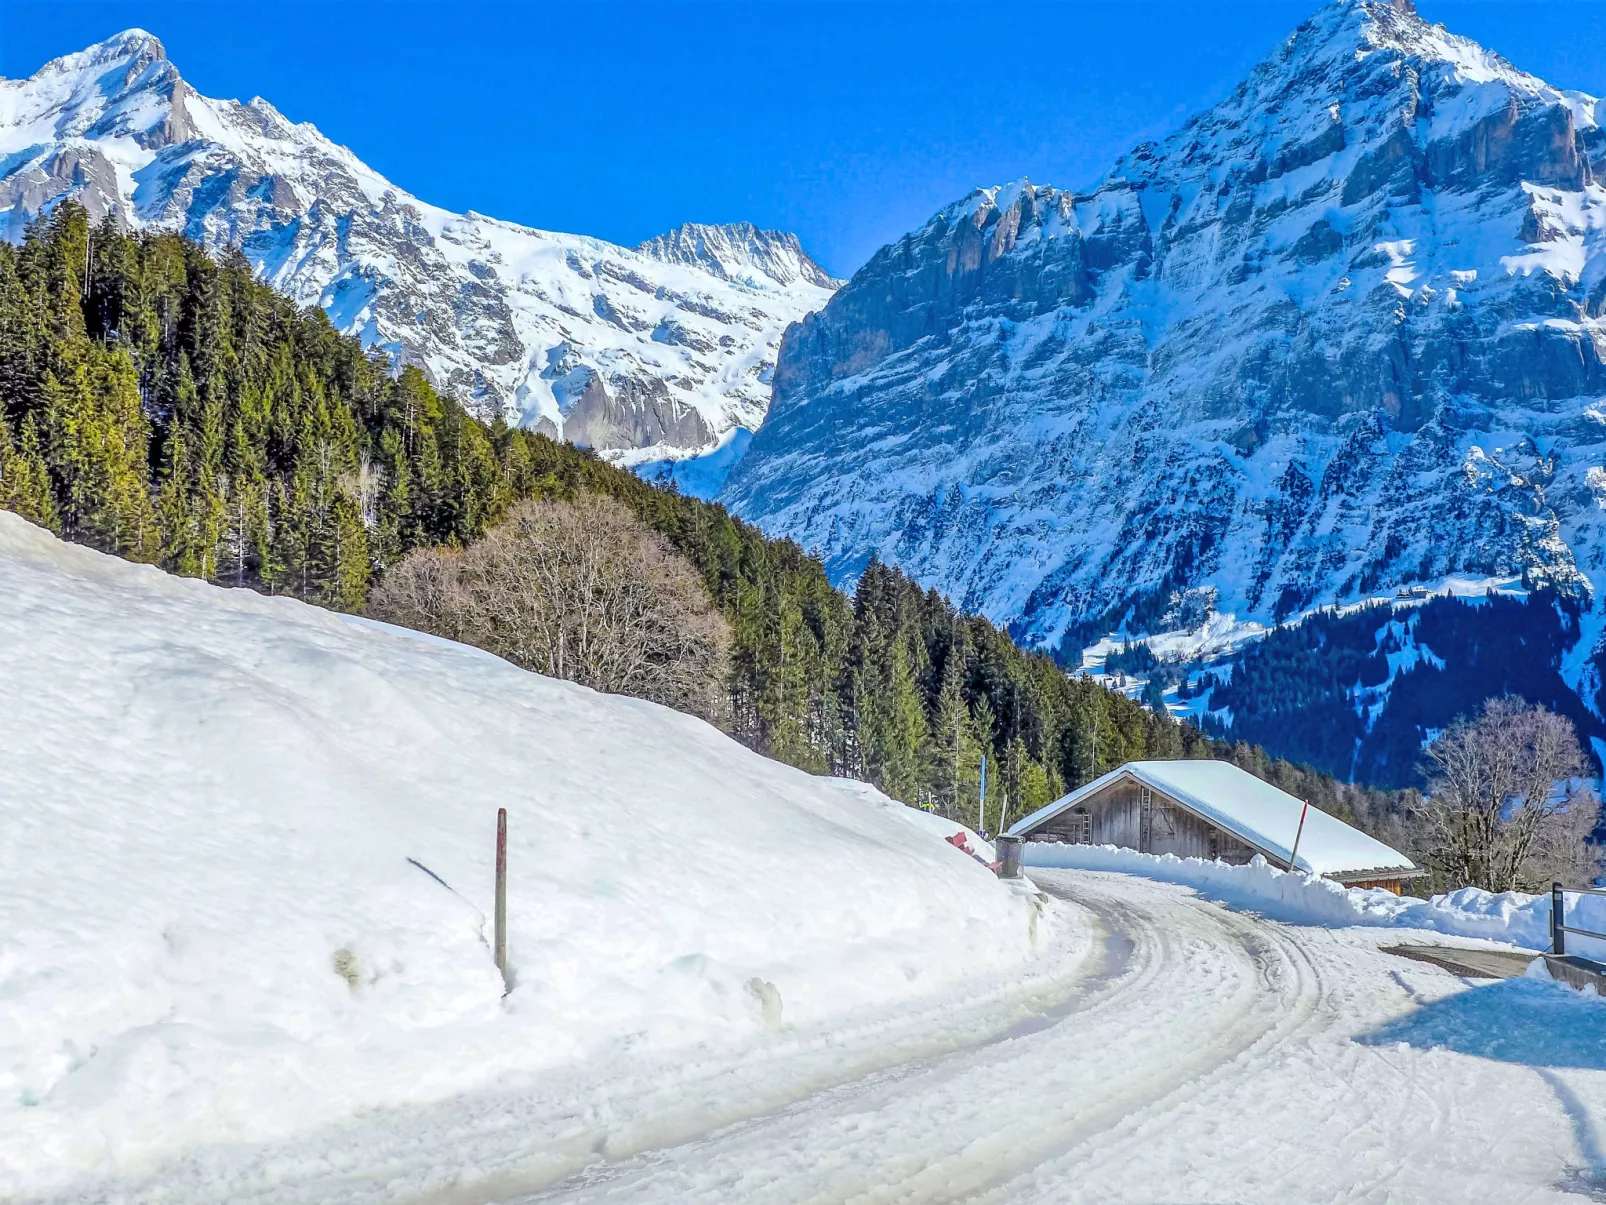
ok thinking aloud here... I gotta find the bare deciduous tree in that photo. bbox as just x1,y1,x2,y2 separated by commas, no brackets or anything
370,543,468,639
371,495,730,717
1414,697,1601,892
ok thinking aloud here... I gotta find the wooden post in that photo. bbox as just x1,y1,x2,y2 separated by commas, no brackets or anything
1553,882,1567,956
495,807,508,989
1287,799,1310,875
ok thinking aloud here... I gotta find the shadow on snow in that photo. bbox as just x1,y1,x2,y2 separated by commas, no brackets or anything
1360,977,1606,1071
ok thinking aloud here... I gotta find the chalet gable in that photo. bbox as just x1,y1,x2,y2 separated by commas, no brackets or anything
1007,760,1423,889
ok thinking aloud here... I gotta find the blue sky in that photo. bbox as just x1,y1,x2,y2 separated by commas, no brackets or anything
5,1,1606,278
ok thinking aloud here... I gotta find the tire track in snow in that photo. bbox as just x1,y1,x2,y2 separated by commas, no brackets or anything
514,869,1331,1205
958,872,1336,1204
505,888,1147,1204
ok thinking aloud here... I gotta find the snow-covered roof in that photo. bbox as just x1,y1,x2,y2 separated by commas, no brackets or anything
1008,760,1417,877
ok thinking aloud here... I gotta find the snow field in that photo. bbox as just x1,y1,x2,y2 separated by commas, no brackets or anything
1026,841,1606,959
0,512,1050,1198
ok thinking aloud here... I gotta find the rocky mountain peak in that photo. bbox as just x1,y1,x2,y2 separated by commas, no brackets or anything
0,32,837,465
725,0,1606,670
1107,0,1578,199
30,28,168,78
637,221,842,290
5,27,194,162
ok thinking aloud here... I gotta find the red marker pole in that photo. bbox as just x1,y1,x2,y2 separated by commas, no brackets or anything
494,807,508,990
1288,799,1310,876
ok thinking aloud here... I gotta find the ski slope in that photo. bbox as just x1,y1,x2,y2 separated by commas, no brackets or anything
0,512,1046,1200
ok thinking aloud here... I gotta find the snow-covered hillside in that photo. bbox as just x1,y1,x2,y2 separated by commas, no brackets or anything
0,511,1042,1197
0,32,837,462
724,0,1606,666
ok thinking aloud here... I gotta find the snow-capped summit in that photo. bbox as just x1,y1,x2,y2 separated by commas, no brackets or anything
724,0,1606,669
637,222,842,290
0,32,838,459
24,27,168,79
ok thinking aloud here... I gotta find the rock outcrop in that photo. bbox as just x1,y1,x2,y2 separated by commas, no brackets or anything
636,222,843,290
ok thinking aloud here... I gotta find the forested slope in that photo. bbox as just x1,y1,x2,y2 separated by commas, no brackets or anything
0,204,1401,832
1194,591,1605,788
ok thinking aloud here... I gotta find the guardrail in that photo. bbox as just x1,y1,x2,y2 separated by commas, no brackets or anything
1550,882,1606,955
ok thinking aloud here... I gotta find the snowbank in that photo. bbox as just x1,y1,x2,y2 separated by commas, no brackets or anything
1026,843,1606,956
0,513,1045,1195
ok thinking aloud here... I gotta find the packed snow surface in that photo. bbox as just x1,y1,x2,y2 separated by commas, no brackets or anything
0,511,1044,1198
1012,760,1417,875
500,869,1606,1203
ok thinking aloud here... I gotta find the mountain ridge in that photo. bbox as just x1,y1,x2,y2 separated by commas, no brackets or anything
637,221,843,290
0,30,836,462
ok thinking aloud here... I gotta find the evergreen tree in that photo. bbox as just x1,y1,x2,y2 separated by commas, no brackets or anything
157,418,201,574
930,626,978,816
0,412,57,531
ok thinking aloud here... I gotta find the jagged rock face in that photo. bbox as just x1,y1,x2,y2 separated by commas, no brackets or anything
559,368,714,451
0,32,837,458
636,221,843,290
725,0,1606,653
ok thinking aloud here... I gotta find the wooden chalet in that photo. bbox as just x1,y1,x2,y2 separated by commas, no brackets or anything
1007,759,1424,894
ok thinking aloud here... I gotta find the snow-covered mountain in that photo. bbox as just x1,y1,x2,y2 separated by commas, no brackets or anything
723,0,1606,664
0,31,838,461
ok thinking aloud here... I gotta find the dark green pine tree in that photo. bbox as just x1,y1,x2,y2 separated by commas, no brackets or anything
157,417,201,575
929,624,983,816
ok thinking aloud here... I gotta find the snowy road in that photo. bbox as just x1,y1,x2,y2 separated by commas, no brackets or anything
44,870,1606,1203
510,869,1606,1205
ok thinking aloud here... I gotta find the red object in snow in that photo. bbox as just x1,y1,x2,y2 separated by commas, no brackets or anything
947,830,975,855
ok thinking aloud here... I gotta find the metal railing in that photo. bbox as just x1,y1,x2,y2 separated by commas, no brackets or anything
1551,882,1606,956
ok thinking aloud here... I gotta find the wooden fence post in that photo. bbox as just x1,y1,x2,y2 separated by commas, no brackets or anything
1287,799,1310,875
1553,882,1566,956
495,807,509,990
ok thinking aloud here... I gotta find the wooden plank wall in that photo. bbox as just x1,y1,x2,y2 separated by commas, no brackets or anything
1026,777,1260,865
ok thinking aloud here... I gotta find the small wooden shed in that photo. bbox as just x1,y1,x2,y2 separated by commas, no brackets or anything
1007,760,1424,893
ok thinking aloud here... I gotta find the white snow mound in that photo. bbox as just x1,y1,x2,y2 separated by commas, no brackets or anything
1028,843,1606,958
0,512,1042,1194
